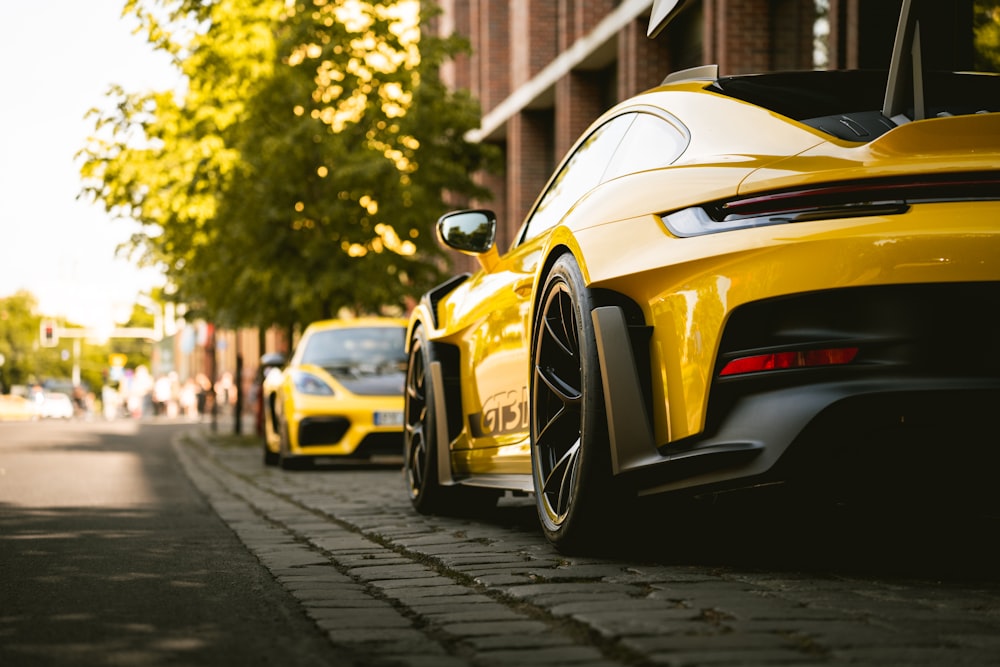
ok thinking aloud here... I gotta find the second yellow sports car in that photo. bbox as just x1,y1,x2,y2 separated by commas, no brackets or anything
403,0,1000,551
262,318,408,469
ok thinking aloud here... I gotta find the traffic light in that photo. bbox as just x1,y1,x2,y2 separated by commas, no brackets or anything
40,319,58,347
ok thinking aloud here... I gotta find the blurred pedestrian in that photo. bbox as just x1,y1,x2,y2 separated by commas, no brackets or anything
179,378,199,421
196,373,212,418
215,372,235,416
131,366,154,418
102,384,121,421
153,375,172,416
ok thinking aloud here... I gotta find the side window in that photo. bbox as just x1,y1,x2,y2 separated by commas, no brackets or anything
602,112,688,182
521,114,635,242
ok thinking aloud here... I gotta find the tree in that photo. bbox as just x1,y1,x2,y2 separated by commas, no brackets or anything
974,1,1000,71
0,292,108,393
108,302,155,378
80,0,278,325
80,0,496,332
0,292,47,391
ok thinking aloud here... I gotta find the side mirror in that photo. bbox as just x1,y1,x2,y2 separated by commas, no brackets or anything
437,209,497,255
260,352,286,370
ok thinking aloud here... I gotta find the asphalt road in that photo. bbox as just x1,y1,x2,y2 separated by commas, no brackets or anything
3,417,1000,667
0,418,357,667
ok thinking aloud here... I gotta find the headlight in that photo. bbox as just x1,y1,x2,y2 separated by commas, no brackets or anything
290,370,335,396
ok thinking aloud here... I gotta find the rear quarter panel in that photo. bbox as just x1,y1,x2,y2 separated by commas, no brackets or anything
575,200,1000,445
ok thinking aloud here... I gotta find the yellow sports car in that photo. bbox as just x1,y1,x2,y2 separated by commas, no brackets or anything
262,318,408,469
403,0,1000,551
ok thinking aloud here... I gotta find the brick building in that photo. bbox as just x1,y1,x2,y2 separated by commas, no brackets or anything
157,0,920,421
433,0,911,272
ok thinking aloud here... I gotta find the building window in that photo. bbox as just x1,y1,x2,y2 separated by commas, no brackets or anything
814,0,830,69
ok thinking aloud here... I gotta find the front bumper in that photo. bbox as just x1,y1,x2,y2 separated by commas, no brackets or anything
286,394,404,459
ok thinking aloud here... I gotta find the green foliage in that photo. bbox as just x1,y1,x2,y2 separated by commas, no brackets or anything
108,303,154,376
0,292,46,390
80,0,496,331
0,292,114,393
974,1,1000,71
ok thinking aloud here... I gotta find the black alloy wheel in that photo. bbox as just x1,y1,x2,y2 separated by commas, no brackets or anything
404,327,447,513
531,254,616,551
262,439,279,466
278,421,305,470
262,398,280,466
404,326,500,515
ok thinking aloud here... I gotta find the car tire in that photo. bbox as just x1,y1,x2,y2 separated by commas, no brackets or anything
263,406,281,466
404,325,498,515
531,253,622,552
278,422,304,470
263,441,280,466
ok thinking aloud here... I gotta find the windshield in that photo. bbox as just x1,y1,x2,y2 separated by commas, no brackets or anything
299,327,406,368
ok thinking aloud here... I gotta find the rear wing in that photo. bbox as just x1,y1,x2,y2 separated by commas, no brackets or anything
649,0,963,126
883,0,926,123
647,0,692,38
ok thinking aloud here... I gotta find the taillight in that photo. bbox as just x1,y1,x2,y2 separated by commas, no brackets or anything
719,347,859,377
662,171,1000,237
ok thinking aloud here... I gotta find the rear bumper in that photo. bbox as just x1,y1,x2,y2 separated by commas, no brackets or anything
623,378,1000,498
593,281,1000,499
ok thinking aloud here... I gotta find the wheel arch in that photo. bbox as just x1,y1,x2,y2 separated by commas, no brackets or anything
260,385,281,449
529,245,574,349
532,246,660,477
408,321,465,449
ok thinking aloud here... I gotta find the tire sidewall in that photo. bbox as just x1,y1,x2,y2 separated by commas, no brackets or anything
278,421,295,470
531,253,612,549
404,327,440,511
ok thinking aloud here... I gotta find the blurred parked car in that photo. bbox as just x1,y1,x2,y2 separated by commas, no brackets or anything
261,318,408,469
38,392,75,420
402,0,1000,551
0,394,37,422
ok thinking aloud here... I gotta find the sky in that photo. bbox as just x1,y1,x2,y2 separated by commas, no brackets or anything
0,1,180,329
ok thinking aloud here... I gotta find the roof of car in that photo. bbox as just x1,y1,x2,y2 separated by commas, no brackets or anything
648,69,1000,143
710,70,1000,121
304,317,408,332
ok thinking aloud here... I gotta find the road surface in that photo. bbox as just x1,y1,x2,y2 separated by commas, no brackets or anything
3,417,1000,666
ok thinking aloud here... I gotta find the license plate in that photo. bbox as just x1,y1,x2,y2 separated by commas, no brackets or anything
374,410,404,426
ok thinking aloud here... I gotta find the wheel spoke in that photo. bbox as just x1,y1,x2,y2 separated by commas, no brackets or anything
406,355,424,403
535,362,581,406
535,401,567,448
543,307,575,359
404,338,430,498
541,437,580,517
408,433,425,490
533,273,589,528
556,292,578,357
404,403,427,438
406,381,422,401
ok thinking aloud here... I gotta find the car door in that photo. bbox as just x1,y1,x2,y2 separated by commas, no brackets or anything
458,114,637,473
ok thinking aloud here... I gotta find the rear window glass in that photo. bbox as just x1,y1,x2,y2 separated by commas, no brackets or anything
602,113,688,181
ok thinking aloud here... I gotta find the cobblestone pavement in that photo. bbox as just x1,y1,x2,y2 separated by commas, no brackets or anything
174,428,1000,667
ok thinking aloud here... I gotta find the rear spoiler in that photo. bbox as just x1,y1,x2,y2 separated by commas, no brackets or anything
650,0,940,127
869,112,1000,158
647,0,692,38
883,0,930,123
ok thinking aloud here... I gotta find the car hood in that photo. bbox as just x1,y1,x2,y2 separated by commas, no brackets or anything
322,366,405,397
